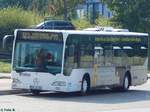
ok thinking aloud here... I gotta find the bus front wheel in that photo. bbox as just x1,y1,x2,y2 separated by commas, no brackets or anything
80,76,90,95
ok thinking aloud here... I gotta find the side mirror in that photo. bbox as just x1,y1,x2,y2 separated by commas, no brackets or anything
2,35,14,51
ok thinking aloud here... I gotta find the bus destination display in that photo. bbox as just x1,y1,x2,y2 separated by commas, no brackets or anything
18,31,63,42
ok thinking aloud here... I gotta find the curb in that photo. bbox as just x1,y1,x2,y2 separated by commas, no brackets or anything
0,89,29,95
0,76,11,79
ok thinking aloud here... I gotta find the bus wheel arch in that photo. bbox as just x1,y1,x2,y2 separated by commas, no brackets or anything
80,73,91,95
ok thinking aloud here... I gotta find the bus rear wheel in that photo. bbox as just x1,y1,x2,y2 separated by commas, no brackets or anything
80,77,90,95
122,75,130,91
111,75,130,92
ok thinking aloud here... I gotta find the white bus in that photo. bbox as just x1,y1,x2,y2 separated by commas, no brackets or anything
11,29,148,95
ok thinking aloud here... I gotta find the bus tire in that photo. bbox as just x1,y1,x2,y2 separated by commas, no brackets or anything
111,74,130,92
80,76,90,95
31,90,40,95
122,74,130,91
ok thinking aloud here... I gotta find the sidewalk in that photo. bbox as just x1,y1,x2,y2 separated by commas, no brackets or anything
0,73,28,95
0,79,29,95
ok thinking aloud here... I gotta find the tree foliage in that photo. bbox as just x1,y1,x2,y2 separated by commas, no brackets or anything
0,0,85,18
102,0,150,32
0,7,42,38
95,17,112,27
72,18,92,30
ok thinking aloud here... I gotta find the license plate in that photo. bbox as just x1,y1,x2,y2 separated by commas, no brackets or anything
30,85,42,90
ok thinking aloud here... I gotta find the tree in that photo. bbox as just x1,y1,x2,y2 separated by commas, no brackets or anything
72,18,92,30
48,0,84,19
102,0,150,32
95,16,114,27
0,7,42,39
0,0,32,10
0,0,85,20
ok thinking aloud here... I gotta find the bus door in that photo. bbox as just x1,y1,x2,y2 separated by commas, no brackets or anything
93,46,116,86
92,46,104,86
96,45,117,86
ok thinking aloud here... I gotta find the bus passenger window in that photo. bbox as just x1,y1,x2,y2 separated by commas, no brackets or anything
104,46,113,66
113,46,127,66
132,46,147,65
94,46,104,66
64,44,76,75
80,44,93,68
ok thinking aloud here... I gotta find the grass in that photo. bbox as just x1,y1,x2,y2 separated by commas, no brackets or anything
0,59,11,73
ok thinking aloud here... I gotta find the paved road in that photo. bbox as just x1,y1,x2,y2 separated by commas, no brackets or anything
0,80,150,112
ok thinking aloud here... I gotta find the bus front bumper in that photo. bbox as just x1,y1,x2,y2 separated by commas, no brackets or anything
12,79,81,93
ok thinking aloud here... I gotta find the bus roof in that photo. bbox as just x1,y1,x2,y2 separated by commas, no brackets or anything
15,29,149,37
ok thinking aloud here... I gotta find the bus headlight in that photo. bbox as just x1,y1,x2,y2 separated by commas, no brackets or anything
51,81,66,86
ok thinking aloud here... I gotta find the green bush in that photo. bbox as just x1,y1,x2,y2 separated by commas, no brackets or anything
72,18,92,30
95,17,112,27
95,17,122,28
72,17,122,30
0,7,42,39
0,61,11,73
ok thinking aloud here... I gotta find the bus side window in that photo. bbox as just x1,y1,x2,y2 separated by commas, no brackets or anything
80,44,93,68
94,46,104,66
104,46,113,66
64,44,77,75
113,46,126,66
74,44,80,68
133,45,147,65
65,44,75,66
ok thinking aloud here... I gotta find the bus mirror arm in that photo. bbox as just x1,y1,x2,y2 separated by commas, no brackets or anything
2,35,14,49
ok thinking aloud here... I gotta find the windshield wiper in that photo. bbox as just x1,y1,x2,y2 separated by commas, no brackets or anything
15,66,36,73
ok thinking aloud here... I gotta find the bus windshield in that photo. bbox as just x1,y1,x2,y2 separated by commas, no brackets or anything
13,31,63,74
